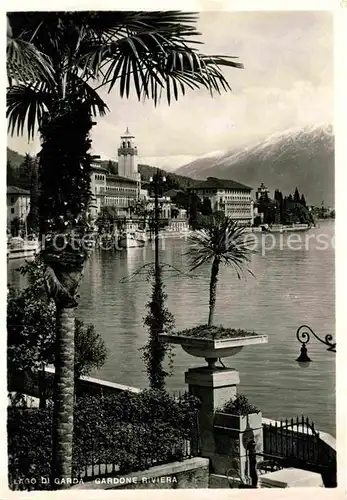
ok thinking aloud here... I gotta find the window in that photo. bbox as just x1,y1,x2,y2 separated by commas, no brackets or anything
11,208,15,214
10,197,15,203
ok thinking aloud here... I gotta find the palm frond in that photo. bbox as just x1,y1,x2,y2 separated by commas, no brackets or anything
7,83,54,139
68,73,109,116
79,11,242,104
186,217,255,278
7,36,54,85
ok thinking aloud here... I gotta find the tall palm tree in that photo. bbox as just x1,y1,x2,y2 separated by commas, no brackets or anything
7,11,243,487
187,216,254,328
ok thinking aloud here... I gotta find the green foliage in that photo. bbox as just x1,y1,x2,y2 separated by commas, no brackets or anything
8,390,200,490
26,156,40,234
38,99,94,235
7,159,19,186
8,11,241,142
142,266,175,391
171,207,180,219
258,189,313,226
186,216,255,329
7,273,55,374
74,319,107,380
174,325,258,340
9,217,21,236
201,197,213,216
7,147,26,169
7,258,107,387
221,394,260,416
8,407,53,490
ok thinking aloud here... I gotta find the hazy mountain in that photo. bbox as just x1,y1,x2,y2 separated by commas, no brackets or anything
176,124,334,206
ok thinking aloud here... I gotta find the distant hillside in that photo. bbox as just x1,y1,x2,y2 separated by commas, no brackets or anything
6,148,197,192
176,124,334,206
7,147,26,169
99,160,197,190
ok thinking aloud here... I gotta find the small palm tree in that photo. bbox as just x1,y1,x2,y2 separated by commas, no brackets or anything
187,216,255,330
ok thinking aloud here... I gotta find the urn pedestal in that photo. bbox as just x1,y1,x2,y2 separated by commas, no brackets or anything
160,331,268,483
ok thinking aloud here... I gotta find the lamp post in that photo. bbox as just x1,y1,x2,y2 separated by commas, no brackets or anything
149,169,166,273
296,324,336,367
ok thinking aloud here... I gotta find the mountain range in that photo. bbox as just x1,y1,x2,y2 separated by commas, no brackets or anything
176,124,334,206
7,123,334,206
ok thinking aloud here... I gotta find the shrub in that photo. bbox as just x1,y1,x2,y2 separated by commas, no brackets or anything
7,259,108,404
221,394,260,416
8,390,200,490
174,325,257,340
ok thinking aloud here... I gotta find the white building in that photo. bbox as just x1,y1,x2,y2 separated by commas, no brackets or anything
7,186,30,223
88,128,141,221
189,177,253,226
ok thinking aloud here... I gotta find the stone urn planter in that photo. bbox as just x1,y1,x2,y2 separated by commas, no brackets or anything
159,327,268,367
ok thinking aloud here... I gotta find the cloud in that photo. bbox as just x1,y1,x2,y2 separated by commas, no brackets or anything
7,11,332,161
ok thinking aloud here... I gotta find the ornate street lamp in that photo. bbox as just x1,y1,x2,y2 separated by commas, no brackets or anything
149,169,166,272
296,324,336,367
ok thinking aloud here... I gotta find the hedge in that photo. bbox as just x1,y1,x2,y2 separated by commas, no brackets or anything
8,390,200,490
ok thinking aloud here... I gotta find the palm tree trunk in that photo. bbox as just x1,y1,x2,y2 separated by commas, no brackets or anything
51,305,76,487
208,257,220,327
38,363,47,409
42,245,86,489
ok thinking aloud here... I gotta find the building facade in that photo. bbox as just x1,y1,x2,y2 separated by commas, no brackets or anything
7,186,30,223
88,128,141,221
189,177,253,226
118,127,141,184
89,165,139,220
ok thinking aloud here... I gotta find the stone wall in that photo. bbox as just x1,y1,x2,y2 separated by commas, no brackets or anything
71,458,209,490
9,366,140,399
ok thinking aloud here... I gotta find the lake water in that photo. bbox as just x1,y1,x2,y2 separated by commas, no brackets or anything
7,220,335,435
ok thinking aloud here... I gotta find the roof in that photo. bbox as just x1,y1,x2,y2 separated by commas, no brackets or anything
121,126,134,138
107,174,137,184
7,186,30,195
91,163,109,173
190,177,252,191
163,189,184,198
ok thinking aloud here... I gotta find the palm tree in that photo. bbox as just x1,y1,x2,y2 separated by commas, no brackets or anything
187,216,254,329
7,11,243,487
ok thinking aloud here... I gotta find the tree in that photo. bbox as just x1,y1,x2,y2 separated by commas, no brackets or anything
201,197,213,216
170,207,179,219
7,261,107,406
74,319,107,388
7,159,18,186
26,157,40,234
107,160,117,175
142,267,175,391
7,11,242,486
294,187,300,203
186,216,254,329
10,217,21,236
300,194,307,207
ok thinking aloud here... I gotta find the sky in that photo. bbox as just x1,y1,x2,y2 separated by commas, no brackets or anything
7,11,333,169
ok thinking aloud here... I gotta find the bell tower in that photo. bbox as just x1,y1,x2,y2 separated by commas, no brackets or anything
118,127,140,182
